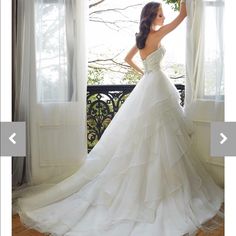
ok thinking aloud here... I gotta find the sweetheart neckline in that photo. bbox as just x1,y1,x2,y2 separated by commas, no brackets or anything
141,45,163,61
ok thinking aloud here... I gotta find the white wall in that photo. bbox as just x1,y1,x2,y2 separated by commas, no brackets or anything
192,120,224,188
184,98,224,188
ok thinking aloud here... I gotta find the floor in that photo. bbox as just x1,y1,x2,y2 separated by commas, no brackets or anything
13,214,42,236
13,207,224,236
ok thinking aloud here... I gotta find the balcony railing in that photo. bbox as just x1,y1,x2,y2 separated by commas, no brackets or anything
87,84,185,152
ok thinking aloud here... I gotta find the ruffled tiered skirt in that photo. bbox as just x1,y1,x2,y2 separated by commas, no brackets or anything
17,70,224,236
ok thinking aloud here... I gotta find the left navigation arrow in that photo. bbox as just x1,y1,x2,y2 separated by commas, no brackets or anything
1,122,26,156
9,133,16,144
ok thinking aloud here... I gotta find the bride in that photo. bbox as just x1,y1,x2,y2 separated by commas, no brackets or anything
16,1,224,235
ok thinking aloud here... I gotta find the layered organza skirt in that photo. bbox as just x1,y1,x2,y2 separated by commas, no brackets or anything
16,69,224,236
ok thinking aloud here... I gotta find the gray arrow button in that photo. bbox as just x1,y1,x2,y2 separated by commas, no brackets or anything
211,122,236,156
0,122,26,156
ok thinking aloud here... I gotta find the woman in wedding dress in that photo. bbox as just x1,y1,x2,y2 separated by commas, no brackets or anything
16,1,224,235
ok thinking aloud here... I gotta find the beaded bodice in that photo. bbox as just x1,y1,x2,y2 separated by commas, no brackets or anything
142,45,166,73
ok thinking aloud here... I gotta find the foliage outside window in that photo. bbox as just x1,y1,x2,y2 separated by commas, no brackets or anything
35,0,224,101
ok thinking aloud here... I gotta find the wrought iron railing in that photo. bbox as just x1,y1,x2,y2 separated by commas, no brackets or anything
87,84,185,152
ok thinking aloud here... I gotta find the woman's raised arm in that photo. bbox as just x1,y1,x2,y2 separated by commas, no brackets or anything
158,1,187,39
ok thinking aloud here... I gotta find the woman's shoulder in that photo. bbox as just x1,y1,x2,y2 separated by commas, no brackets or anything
147,30,162,41
146,31,162,47
153,29,163,38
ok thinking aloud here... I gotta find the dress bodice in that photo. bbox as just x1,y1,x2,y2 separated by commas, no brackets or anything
142,45,166,73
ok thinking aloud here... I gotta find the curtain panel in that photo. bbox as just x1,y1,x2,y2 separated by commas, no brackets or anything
13,0,88,185
185,0,224,122
12,0,36,187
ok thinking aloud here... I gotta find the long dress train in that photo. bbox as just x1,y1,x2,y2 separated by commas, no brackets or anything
16,45,224,236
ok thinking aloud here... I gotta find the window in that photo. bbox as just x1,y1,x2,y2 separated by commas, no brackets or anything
204,0,224,98
88,2,187,86
35,0,68,103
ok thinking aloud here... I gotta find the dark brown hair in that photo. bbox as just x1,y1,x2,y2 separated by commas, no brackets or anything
135,2,161,49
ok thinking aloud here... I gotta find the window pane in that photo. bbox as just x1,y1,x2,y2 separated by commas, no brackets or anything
204,1,224,98
35,1,68,103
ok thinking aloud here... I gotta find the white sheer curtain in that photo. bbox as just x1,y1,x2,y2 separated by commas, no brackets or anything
13,0,36,187
35,0,67,103
13,0,88,185
35,0,78,103
185,0,224,122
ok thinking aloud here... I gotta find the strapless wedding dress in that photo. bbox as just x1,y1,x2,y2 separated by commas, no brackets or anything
16,45,224,236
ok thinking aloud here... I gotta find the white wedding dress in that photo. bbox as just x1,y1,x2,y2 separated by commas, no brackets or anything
16,45,224,236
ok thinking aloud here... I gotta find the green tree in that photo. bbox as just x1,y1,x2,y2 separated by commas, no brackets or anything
122,68,141,85
162,0,180,11
87,68,104,85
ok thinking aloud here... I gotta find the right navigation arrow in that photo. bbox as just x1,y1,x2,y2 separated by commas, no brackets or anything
220,132,227,145
211,122,236,156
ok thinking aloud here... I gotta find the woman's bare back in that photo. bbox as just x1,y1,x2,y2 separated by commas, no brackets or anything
139,31,162,60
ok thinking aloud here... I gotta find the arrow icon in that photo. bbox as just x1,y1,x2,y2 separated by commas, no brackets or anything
9,133,16,144
220,132,227,145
